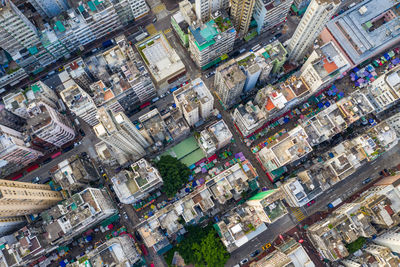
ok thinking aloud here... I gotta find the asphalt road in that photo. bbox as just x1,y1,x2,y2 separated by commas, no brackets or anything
226,141,400,266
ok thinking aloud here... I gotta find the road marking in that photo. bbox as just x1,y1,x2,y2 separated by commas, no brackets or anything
153,3,165,14
289,207,306,222
145,24,157,35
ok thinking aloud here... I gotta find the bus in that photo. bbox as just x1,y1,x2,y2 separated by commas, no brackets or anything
51,151,62,159
11,173,23,181
140,102,151,109
26,164,40,173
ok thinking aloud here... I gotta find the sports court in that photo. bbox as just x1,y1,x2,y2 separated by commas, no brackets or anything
161,136,205,167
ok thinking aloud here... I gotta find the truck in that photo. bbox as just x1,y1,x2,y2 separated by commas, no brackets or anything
327,198,342,209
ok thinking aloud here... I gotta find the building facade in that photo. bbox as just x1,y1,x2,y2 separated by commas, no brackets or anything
93,107,149,158
0,180,62,218
253,0,294,34
288,0,340,62
230,0,256,37
195,0,229,21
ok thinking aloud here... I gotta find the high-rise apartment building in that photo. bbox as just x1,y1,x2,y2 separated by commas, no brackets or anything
0,105,26,132
195,0,229,21
374,229,400,254
173,78,214,126
27,102,75,147
0,180,62,217
253,0,294,34
215,59,246,108
60,80,99,126
188,12,236,69
28,0,70,18
93,107,149,158
64,58,93,92
288,0,340,62
230,0,256,37
0,0,54,73
0,125,43,174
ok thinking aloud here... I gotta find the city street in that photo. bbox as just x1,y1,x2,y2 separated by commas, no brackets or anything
226,141,400,266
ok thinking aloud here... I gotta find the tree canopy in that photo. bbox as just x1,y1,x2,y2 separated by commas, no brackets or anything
165,225,229,267
155,155,191,198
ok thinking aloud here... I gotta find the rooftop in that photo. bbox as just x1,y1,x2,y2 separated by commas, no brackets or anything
174,78,213,113
326,0,400,64
189,14,234,51
258,126,312,171
136,32,185,83
217,60,246,89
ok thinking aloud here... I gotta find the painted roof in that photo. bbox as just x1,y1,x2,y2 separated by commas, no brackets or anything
249,190,275,200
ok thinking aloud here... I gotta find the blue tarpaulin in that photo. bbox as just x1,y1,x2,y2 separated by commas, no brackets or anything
325,101,330,107
317,103,324,108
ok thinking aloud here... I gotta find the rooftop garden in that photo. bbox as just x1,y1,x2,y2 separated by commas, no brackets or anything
214,16,232,32
237,53,255,67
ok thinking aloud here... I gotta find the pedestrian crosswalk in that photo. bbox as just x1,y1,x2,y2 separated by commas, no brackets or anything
290,207,306,222
153,3,166,14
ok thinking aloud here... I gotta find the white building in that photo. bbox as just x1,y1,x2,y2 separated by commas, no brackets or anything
253,0,294,34
27,102,75,147
374,229,400,254
300,41,350,93
93,107,149,158
42,188,116,246
0,125,43,171
232,101,266,137
281,178,309,207
3,81,58,119
71,235,141,266
0,0,51,74
135,32,186,89
198,119,233,156
367,65,400,113
60,79,99,126
188,12,236,69
112,158,163,204
195,0,229,21
288,0,340,62
173,78,214,126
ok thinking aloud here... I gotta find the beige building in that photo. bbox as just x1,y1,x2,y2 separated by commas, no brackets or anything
215,59,246,108
230,0,256,37
0,180,62,217
246,189,288,224
173,78,214,126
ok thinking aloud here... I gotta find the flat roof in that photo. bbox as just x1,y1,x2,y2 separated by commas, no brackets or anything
326,0,400,64
136,33,185,83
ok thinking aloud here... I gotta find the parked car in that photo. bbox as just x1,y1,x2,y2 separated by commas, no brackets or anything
362,177,372,184
79,129,85,136
306,199,316,207
141,244,148,256
250,250,260,258
31,177,40,183
240,258,249,265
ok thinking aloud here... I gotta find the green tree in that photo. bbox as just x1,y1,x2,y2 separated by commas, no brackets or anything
197,231,229,267
165,225,229,267
155,155,191,198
